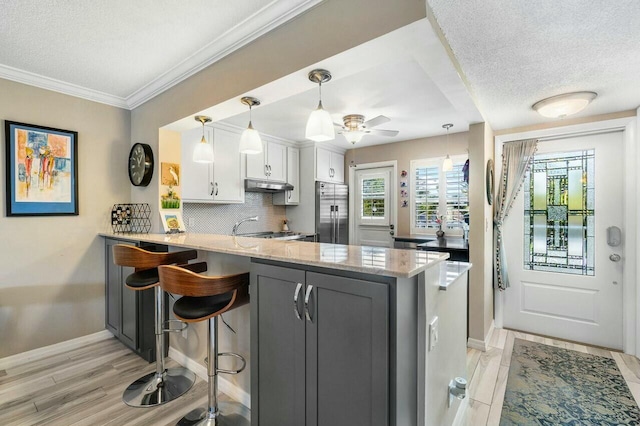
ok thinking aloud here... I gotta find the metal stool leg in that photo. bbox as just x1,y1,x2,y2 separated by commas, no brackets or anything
177,317,250,426
123,286,196,407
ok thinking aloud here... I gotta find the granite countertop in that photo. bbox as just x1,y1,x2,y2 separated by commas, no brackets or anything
100,232,449,278
438,261,472,290
393,234,436,242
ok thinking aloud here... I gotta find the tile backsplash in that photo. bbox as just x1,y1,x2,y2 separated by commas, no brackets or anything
183,192,286,235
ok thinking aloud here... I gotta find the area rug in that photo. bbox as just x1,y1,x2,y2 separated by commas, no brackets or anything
500,338,640,425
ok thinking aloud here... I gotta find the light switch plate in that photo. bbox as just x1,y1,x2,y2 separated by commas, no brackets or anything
429,316,439,351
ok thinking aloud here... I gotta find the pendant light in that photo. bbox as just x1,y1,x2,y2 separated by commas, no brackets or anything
239,97,263,154
193,115,214,163
442,123,453,172
305,69,335,142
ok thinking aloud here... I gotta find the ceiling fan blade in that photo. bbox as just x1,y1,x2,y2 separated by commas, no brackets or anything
369,128,399,137
333,122,344,128
363,115,390,128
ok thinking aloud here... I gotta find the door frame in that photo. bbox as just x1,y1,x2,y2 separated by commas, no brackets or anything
348,160,398,246
494,116,638,355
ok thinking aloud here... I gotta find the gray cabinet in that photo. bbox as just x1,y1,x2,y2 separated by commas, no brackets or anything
105,238,166,362
251,262,389,426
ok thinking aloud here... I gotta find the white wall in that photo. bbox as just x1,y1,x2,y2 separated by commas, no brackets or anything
0,78,131,357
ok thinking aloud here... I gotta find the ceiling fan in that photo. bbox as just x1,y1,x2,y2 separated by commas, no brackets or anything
336,114,399,144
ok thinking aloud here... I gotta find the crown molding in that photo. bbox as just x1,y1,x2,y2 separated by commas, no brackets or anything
0,0,322,111
125,0,323,109
0,63,129,109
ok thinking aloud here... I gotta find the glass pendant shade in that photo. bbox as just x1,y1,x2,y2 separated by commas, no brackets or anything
343,130,365,144
239,122,263,154
193,135,214,163
306,101,335,142
442,155,453,172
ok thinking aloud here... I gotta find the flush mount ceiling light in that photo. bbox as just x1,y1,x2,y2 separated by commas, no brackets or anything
239,96,263,154
532,91,597,118
442,123,453,172
193,115,214,163
305,69,335,142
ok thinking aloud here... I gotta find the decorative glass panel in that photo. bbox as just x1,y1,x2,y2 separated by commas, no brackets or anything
523,150,595,275
361,177,385,219
414,166,439,229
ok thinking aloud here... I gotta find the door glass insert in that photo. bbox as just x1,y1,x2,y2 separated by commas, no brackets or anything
361,177,385,218
523,149,595,275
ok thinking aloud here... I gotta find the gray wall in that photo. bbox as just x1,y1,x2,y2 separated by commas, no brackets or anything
0,78,131,357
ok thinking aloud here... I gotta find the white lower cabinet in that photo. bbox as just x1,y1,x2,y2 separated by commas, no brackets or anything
181,127,244,203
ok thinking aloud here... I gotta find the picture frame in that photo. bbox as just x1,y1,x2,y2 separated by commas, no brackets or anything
5,121,78,216
160,210,186,233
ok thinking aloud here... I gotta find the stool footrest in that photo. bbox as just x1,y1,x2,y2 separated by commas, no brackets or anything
164,319,188,333
204,352,246,375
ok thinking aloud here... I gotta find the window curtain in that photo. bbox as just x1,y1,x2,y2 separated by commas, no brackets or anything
494,139,538,290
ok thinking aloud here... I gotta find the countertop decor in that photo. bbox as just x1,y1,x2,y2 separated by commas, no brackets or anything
110,203,151,233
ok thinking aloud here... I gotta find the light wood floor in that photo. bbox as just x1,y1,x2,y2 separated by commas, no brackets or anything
2,331,640,425
0,338,221,426
464,329,640,426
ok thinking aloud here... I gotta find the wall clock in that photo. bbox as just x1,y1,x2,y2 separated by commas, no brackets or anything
128,143,154,187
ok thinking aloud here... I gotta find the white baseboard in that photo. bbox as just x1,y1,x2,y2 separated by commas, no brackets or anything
467,320,495,352
168,347,251,409
452,396,469,426
0,329,114,370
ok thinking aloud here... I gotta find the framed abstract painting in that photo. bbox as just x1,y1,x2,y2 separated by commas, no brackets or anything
5,121,78,216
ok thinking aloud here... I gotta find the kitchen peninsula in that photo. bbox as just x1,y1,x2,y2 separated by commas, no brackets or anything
101,232,470,426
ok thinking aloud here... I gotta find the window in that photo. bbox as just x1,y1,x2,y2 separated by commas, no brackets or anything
410,156,468,235
523,150,595,276
358,170,389,226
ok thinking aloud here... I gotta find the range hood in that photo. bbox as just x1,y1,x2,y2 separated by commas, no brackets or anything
245,179,294,193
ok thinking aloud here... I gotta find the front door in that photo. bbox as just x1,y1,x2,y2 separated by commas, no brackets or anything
354,167,394,247
502,131,624,349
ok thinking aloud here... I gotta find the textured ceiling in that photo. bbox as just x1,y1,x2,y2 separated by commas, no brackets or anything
0,0,319,108
428,0,640,130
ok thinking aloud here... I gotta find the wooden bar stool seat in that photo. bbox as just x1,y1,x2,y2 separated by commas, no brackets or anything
112,244,201,408
158,264,250,426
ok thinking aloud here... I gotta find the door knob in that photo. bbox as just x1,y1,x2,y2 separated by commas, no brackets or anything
609,253,621,262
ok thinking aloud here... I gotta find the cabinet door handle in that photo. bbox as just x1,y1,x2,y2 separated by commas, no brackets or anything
293,283,303,320
214,182,219,196
210,182,215,196
288,191,292,200
268,165,272,176
304,285,313,322
264,164,268,176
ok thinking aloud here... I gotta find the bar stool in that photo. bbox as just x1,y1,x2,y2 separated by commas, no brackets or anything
112,245,201,407
158,263,250,426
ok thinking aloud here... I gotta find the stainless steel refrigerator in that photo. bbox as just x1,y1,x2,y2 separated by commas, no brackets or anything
316,181,348,244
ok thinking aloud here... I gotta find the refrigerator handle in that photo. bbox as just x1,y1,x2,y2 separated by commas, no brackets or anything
330,205,335,243
335,205,339,244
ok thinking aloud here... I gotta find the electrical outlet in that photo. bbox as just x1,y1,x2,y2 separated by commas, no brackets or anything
429,316,439,351
188,217,195,227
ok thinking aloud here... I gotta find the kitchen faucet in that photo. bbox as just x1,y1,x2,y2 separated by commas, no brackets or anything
232,216,259,236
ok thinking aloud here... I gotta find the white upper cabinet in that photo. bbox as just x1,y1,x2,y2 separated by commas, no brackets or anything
211,128,244,203
181,126,244,204
315,146,345,183
246,139,287,182
273,146,300,206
